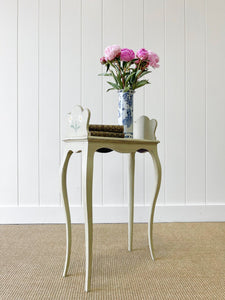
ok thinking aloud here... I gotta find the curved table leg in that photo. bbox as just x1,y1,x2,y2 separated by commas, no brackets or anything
148,146,162,260
61,150,73,277
128,152,135,251
82,145,94,292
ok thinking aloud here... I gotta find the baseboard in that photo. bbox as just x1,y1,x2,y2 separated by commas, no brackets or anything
0,204,224,224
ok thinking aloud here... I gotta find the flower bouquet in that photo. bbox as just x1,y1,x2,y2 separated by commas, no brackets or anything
99,45,159,138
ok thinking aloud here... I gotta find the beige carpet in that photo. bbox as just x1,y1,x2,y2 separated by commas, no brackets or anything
0,223,224,300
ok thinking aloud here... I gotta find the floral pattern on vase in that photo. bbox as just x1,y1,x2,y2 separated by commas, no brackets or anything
118,90,135,138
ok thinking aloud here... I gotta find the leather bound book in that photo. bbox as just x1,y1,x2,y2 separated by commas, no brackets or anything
89,131,124,138
89,124,124,133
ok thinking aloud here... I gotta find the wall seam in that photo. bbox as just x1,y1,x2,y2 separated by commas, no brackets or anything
59,0,62,206
80,0,83,206
142,0,146,207
184,0,187,205
205,0,207,205
37,0,40,206
122,0,125,206
102,0,105,206
143,0,147,206
101,0,103,206
163,0,166,205
17,0,19,207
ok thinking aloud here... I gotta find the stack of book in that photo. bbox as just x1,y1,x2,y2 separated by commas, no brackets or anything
89,124,124,138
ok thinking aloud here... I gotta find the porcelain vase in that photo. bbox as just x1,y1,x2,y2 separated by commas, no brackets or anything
118,90,135,138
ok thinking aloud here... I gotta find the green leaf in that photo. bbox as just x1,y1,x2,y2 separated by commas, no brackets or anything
139,70,151,78
110,71,119,85
114,64,120,73
98,73,112,76
108,60,121,75
134,80,150,89
109,62,123,87
106,87,116,92
116,72,122,88
107,81,120,90
125,72,136,84
123,86,130,92
136,70,142,77
130,74,135,84
131,58,139,63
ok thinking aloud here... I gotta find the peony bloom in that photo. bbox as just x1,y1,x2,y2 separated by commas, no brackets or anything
120,48,135,62
148,51,160,68
100,56,107,64
104,44,121,61
136,48,149,60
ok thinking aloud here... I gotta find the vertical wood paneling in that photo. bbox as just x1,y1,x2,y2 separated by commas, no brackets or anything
165,0,186,204
0,0,18,206
39,0,60,206
206,0,225,203
144,0,165,205
18,0,39,206
61,0,82,206
1,0,225,216
123,0,145,206
102,0,124,206
186,0,206,204
82,0,103,206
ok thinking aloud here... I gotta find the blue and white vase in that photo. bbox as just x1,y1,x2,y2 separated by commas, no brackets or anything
118,90,135,138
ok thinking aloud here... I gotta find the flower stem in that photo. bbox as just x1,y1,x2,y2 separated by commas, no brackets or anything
116,60,125,89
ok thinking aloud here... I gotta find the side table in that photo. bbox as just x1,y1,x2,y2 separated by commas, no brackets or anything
60,106,162,292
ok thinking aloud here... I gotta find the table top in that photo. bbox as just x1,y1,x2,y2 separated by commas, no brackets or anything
63,136,160,144
63,136,159,153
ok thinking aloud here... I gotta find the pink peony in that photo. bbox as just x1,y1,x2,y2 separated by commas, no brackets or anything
104,44,121,61
136,48,149,60
100,56,107,64
148,51,160,68
120,48,135,62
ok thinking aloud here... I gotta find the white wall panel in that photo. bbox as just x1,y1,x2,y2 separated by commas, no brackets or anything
102,0,124,206
186,0,206,204
206,0,225,203
144,0,165,205
39,0,60,206
0,0,225,222
18,0,39,206
164,0,186,204
123,0,145,206
61,0,82,206
0,0,18,206
82,0,103,206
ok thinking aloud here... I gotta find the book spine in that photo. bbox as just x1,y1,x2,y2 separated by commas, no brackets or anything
89,131,124,138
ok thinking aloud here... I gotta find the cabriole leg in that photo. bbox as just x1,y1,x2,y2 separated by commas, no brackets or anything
128,152,135,251
61,150,73,277
148,147,162,260
82,145,94,292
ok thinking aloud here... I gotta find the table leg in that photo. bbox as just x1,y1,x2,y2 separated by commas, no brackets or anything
128,152,135,251
61,150,73,277
148,147,162,260
82,145,94,292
